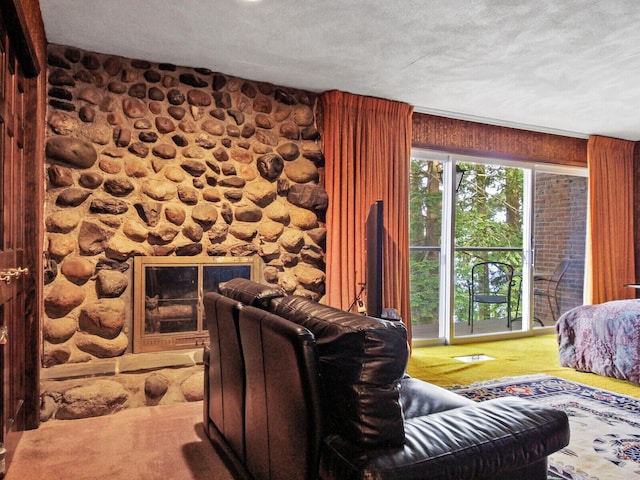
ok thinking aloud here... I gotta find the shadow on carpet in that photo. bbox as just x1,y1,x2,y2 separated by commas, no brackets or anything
454,374,640,480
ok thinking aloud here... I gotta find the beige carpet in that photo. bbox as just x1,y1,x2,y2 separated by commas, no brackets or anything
5,401,234,480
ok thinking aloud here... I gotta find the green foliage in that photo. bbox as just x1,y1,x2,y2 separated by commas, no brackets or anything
409,160,524,327
409,159,442,324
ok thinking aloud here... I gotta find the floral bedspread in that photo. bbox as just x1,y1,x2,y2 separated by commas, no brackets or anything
556,299,640,384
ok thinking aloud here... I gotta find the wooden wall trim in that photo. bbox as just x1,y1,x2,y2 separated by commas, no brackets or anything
0,0,45,77
412,113,588,167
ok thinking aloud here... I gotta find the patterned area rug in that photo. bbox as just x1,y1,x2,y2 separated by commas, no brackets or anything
453,374,640,480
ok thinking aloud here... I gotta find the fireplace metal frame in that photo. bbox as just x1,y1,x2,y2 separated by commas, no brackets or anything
133,256,260,353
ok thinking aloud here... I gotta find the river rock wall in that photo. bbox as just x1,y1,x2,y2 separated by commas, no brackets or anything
43,43,327,368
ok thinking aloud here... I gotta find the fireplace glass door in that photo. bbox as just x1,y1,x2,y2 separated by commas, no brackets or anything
134,256,259,352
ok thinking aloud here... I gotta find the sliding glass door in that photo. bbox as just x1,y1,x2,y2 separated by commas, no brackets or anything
409,153,444,340
409,150,587,345
453,161,526,338
531,170,587,327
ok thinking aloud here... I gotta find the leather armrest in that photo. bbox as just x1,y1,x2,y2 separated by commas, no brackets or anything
400,376,473,419
320,396,569,480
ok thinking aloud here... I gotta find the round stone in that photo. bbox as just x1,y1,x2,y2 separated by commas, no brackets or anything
104,177,135,196
290,207,318,230
48,165,74,187
107,81,127,94
46,136,97,168
46,210,82,233
152,144,177,159
128,142,150,158
177,185,199,205
254,113,273,129
168,106,186,120
165,206,186,225
155,116,176,134
44,279,86,318
124,158,150,177
142,179,176,201
181,372,204,401
48,111,78,134
74,331,129,359
100,158,122,174
139,131,158,143
277,142,300,161
280,122,299,140
79,298,126,339
192,204,218,227
60,255,94,281
264,201,291,224
164,165,186,182
235,204,262,222
182,223,204,242
89,198,129,214
78,221,113,255
187,89,211,106
47,232,76,257
145,373,169,400
258,221,284,242
44,316,77,343
123,219,148,241
229,224,257,241
167,89,185,105
257,153,284,181
284,158,318,183
122,97,147,118
56,188,91,207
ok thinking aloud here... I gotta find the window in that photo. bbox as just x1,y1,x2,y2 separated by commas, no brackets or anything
409,150,587,345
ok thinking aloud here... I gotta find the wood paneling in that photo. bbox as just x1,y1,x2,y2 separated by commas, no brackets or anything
412,113,588,167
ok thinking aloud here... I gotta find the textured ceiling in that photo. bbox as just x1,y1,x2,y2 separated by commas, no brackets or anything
39,0,640,140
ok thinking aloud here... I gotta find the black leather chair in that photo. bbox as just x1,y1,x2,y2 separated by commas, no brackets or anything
204,278,570,479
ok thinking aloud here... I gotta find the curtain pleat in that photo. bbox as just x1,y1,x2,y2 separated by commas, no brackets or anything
320,90,413,339
586,135,635,304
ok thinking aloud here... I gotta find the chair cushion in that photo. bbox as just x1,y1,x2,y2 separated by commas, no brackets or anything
270,295,409,447
218,278,285,309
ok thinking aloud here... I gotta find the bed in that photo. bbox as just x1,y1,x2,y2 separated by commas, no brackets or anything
556,299,640,384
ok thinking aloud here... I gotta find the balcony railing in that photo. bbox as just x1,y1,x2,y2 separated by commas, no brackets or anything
410,246,524,333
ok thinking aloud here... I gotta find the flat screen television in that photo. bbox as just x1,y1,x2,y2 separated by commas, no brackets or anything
365,200,384,318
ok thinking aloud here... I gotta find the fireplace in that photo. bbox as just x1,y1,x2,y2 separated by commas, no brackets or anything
133,256,260,353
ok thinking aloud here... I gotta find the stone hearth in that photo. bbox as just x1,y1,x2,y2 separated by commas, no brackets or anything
39,349,204,421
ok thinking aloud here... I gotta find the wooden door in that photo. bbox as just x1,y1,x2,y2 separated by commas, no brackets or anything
0,2,43,470
0,11,28,462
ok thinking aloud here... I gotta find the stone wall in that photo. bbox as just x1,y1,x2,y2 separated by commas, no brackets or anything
42,44,327,417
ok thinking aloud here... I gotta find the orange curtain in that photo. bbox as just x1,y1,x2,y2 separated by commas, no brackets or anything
586,135,635,304
320,90,413,338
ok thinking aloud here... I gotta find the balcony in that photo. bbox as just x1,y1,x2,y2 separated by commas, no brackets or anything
410,246,583,340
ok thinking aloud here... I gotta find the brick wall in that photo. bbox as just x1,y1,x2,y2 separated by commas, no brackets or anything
533,173,587,322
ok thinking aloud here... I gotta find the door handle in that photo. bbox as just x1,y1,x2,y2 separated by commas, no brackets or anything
0,266,29,285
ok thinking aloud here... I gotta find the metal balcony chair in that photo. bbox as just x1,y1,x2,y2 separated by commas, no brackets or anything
534,259,571,324
467,261,516,333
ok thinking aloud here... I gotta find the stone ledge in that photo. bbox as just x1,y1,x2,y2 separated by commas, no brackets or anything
118,350,199,373
41,359,117,380
41,349,204,381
